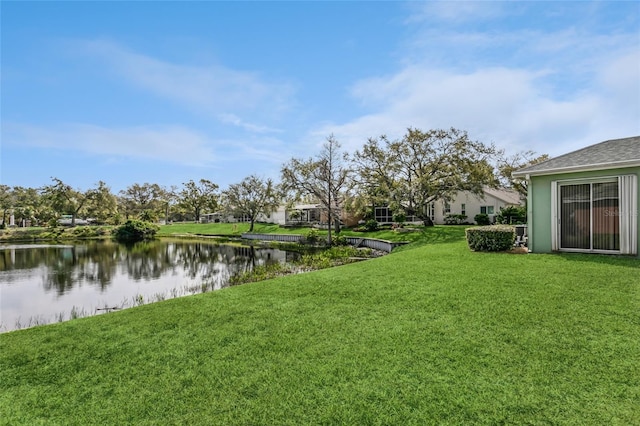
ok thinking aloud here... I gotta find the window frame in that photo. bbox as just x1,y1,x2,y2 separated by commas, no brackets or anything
551,175,637,254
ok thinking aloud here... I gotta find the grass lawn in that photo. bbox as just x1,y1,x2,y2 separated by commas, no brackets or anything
1,228,639,424
157,221,451,245
157,222,288,237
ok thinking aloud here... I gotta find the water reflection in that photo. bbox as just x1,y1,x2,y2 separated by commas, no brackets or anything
0,240,298,332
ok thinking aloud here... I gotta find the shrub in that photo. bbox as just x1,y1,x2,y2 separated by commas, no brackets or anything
364,219,379,232
71,226,93,238
305,229,321,244
495,206,526,224
113,220,159,242
332,234,348,246
392,210,406,225
444,214,468,225
474,213,491,226
465,225,515,252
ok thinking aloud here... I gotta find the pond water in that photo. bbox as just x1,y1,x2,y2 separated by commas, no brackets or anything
0,239,300,332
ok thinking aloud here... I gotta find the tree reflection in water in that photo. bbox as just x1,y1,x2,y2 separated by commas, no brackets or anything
0,240,298,331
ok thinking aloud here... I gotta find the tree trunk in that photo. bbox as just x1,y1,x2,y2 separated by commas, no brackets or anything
326,209,332,245
249,219,255,232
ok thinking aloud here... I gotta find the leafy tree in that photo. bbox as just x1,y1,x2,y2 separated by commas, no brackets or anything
119,183,165,221
497,151,550,197
12,186,49,226
177,179,219,222
495,205,527,224
349,136,396,219
281,135,352,244
0,185,11,227
352,128,498,226
85,181,118,224
161,185,178,224
221,175,280,232
41,178,90,226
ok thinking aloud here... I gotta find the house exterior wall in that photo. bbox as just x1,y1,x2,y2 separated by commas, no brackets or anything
432,191,521,224
264,206,287,225
527,166,640,257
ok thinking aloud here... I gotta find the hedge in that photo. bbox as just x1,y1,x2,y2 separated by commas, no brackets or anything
465,225,515,252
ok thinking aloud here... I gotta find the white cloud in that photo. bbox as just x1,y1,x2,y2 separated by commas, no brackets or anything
4,122,217,166
406,1,506,24
598,49,640,106
312,3,639,159
72,40,294,132
312,53,639,158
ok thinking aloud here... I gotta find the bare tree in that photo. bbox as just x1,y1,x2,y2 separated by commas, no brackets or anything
281,135,351,244
497,151,550,197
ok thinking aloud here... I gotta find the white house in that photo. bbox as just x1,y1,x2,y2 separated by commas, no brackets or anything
202,187,522,227
373,187,522,225
201,203,324,226
436,187,522,224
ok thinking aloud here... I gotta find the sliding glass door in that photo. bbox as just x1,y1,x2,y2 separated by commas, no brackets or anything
592,182,620,250
559,180,619,252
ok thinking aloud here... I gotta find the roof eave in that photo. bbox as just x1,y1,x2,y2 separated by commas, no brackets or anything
483,190,521,204
512,159,640,178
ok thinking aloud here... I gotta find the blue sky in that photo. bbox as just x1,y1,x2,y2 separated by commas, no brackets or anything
2,1,639,192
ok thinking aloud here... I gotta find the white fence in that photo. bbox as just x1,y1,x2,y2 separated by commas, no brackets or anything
241,233,304,243
345,237,408,253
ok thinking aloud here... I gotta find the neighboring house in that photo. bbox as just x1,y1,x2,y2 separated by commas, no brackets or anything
200,212,254,223
373,187,522,225
267,204,361,227
512,136,639,257
201,204,329,226
202,188,522,227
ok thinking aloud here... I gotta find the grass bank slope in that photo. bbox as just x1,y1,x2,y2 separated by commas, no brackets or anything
1,236,639,424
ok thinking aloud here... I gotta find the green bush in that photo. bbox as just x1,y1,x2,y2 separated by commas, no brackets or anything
305,229,321,244
465,225,515,252
392,210,406,225
113,220,159,242
474,213,491,226
364,219,379,232
495,206,526,224
331,234,348,246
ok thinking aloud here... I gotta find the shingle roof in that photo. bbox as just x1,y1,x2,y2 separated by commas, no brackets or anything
512,136,640,177
483,187,521,205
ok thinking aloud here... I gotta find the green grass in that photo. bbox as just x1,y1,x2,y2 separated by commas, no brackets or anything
157,221,464,245
0,226,112,242
156,221,288,237
1,230,639,424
